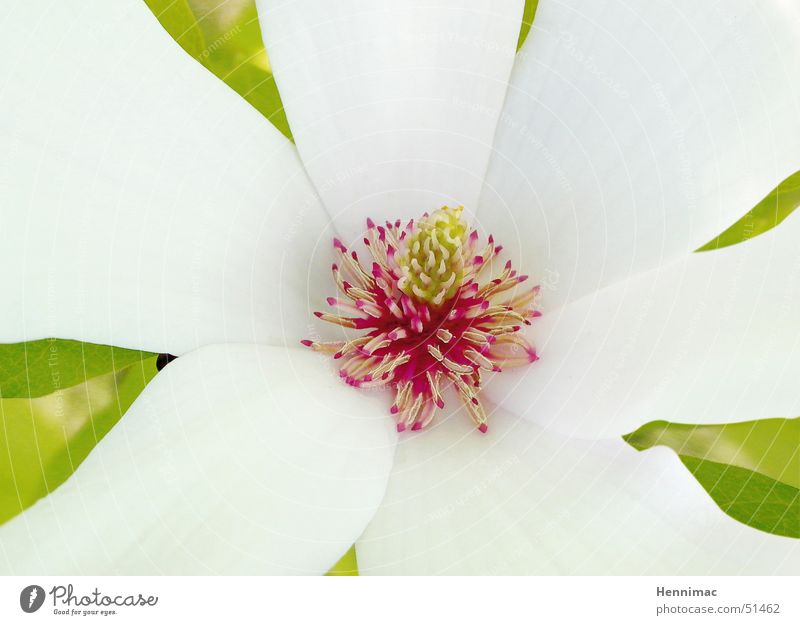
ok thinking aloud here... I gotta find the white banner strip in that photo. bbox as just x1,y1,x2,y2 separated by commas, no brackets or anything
0,576,797,624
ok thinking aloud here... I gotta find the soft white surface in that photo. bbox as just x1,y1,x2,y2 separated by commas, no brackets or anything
356,408,799,574
0,0,332,355
0,345,397,575
484,212,800,438
257,0,524,241
480,0,800,308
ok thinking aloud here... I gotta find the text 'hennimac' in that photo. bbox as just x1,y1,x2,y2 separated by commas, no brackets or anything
657,586,717,597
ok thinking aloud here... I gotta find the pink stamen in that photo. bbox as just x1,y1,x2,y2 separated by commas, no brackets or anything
303,208,541,434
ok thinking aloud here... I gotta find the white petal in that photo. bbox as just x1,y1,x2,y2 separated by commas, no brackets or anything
0,344,396,575
480,0,800,308
0,0,332,354
257,0,524,240
484,212,800,438
356,409,799,574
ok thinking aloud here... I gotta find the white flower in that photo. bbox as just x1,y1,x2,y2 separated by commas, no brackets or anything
1,0,799,574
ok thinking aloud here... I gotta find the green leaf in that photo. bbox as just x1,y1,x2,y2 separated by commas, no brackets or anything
697,170,800,252
145,0,292,141
325,545,359,576
517,0,539,51
624,418,800,538
680,457,799,538
143,0,206,60
0,339,154,399
0,357,158,524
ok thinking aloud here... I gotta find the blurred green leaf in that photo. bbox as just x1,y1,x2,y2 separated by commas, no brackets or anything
517,1,539,51
145,0,292,140
0,339,154,399
680,457,798,538
0,357,158,524
624,418,800,538
144,0,206,59
326,545,359,576
697,170,800,252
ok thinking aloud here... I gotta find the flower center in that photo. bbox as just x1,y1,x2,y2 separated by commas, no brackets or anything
302,206,540,434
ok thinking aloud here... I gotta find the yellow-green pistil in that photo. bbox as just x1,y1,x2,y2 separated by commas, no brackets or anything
398,206,468,306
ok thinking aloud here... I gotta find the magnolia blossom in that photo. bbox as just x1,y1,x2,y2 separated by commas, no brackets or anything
1,0,799,574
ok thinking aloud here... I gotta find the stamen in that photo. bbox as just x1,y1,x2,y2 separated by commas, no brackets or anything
313,311,358,328
436,328,453,343
304,206,540,434
300,340,345,355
